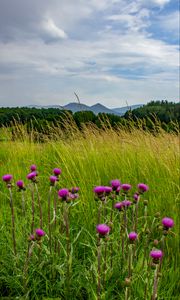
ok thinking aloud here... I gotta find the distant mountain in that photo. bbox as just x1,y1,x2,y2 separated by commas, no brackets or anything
112,104,143,115
63,102,90,112
90,103,119,115
27,102,143,116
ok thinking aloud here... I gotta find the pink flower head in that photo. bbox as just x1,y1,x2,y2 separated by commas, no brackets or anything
30,164,37,171
53,168,62,176
58,188,69,199
121,184,132,192
49,176,57,184
110,179,121,191
94,186,105,195
16,180,24,189
162,217,174,229
133,193,139,202
35,228,45,237
138,183,149,193
114,202,123,211
2,174,13,182
27,171,37,180
28,234,35,241
122,200,132,207
104,186,112,194
96,224,110,236
70,187,80,194
150,250,163,260
128,232,138,241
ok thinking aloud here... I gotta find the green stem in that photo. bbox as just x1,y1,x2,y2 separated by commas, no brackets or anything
97,236,101,300
48,186,52,253
9,188,17,256
35,183,43,228
151,264,159,300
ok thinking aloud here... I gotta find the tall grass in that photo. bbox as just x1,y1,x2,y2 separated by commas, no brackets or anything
0,120,179,299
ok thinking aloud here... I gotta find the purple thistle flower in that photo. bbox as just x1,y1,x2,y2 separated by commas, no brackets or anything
2,174,13,182
58,188,69,199
28,234,35,241
162,217,174,229
49,176,57,184
104,186,112,194
70,187,80,194
128,232,138,241
133,193,139,202
16,180,24,189
122,200,132,207
150,250,163,260
30,164,37,172
114,202,123,211
94,186,105,195
122,183,132,192
35,228,45,237
110,179,121,191
96,224,110,236
138,183,149,193
27,171,37,180
53,168,62,176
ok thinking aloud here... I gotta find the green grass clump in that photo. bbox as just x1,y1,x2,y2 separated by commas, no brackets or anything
0,123,179,299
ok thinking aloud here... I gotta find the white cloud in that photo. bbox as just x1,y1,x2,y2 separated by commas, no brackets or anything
152,0,170,6
0,0,179,107
42,19,67,41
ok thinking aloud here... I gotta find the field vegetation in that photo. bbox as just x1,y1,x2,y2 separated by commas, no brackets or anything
0,119,179,299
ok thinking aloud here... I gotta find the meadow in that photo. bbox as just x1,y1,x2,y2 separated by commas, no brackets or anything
0,121,179,299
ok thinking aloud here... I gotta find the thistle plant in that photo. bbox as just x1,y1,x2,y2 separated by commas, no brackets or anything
150,249,163,300
16,180,26,216
2,174,17,256
96,224,110,300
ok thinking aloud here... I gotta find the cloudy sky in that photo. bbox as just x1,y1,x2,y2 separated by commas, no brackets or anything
0,0,179,108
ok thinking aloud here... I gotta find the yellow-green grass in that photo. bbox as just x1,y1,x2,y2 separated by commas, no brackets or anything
0,123,179,299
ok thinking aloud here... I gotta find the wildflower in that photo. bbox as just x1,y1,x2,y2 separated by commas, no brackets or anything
150,249,163,263
94,186,105,195
121,184,132,192
114,202,123,211
162,217,174,230
30,164,37,171
104,186,112,195
49,176,57,186
27,171,37,181
110,179,121,191
2,174,13,183
35,228,45,237
138,183,149,193
16,180,25,190
122,200,132,207
70,187,80,194
96,224,110,237
53,168,62,176
58,188,69,201
128,232,138,241
28,234,35,242
133,193,139,202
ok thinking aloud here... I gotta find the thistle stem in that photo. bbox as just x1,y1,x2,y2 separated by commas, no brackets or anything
151,264,159,300
35,183,43,228
48,186,52,253
97,236,101,300
31,184,35,234
64,203,70,297
9,188,17,256
22,189,25,217
53,189,57,253
103,238,107,288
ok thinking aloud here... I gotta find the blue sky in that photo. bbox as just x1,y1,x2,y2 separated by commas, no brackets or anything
0,0,179,108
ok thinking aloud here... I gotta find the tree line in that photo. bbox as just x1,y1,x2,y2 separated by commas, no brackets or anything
0,101,179,133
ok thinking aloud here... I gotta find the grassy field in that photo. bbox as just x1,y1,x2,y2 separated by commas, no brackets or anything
0,123,179,299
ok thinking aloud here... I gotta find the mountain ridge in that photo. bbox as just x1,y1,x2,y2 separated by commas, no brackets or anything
27,102,143,116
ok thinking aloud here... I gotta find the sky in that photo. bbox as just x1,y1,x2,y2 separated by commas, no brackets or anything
0,0,179,108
